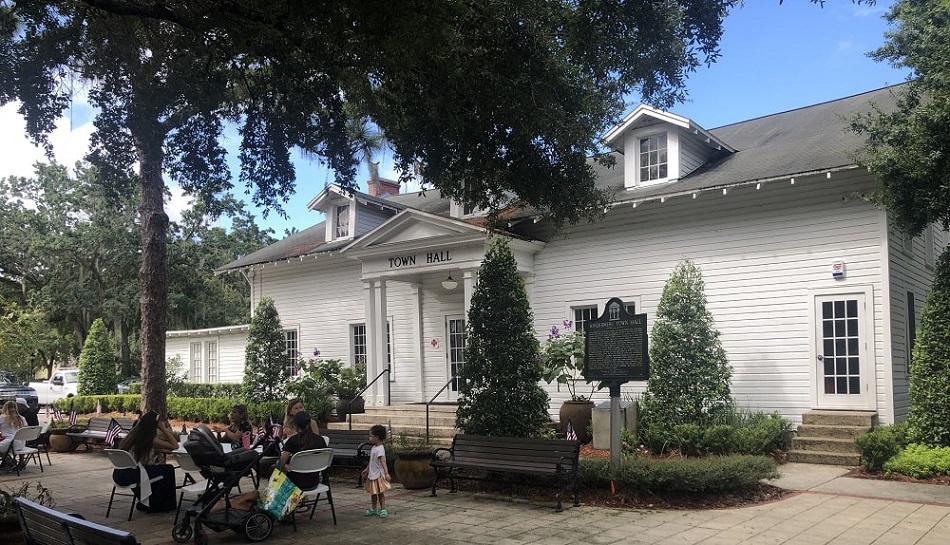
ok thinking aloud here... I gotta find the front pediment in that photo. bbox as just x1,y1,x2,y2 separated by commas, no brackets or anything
344,209,486,256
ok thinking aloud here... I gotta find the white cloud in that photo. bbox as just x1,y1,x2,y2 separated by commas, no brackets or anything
0,102,94,178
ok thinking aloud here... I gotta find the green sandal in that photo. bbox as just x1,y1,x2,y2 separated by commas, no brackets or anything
365,508,379,516
379,509,389,518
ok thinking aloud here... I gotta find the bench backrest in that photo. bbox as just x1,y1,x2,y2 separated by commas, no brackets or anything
322,429,369,450
86,417,135,433
16,498,139,545
451,434,580,473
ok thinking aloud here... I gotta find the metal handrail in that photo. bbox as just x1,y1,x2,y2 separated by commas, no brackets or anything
346,365,390,430
425,375,456,443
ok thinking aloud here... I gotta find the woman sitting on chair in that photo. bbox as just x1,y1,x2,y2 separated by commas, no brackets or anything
282,398,320,439
219,403,255,450
113,410,179,513
278,411,327,489
0,400,26,469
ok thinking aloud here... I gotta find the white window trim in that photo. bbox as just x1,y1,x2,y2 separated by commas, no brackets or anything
205,340,218,384
325,198,355,241
624,128,679,189
350,318,394,382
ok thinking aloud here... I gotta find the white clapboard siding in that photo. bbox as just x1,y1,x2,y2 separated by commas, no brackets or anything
532,171,887,423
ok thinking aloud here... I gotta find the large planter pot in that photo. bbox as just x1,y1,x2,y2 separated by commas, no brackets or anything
559,400,595,444
335,397,365,420
49,432,77,453
394,448,436,490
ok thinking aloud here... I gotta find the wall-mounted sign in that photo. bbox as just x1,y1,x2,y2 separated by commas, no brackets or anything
831,260,845,279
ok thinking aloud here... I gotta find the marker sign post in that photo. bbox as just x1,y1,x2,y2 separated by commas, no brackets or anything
583,298,649,468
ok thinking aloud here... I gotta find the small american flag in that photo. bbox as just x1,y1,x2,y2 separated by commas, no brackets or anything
95,399,102,415
45,405,50,418
52,406,63,421
565,419,578,441
104,418,123,446
68,403,77,426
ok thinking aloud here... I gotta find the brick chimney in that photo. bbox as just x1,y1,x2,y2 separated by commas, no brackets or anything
368,177,401,197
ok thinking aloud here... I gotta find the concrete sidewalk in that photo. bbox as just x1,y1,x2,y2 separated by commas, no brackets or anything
3,452,950,544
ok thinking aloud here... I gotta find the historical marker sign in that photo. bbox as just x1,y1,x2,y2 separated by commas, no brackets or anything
583,297,649,383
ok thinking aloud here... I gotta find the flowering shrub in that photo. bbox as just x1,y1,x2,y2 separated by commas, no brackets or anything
539,320,593,401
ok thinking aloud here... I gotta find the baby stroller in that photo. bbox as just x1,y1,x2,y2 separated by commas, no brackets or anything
171,425,279,544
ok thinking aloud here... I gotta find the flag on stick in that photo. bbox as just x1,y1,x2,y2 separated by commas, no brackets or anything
52,406,63,421
104,418,123,446
68,402,77,426
45,405,50,418
565,419,578,441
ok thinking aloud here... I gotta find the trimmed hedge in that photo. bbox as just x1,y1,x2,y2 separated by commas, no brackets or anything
579,454,779,494
53,395,286,426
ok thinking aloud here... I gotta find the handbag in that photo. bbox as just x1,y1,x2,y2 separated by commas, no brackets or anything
257,468,304,519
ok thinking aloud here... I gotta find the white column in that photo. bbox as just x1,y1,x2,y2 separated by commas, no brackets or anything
463,269,477,318
373,279,389,406
363,280,378,407
410,282,425,402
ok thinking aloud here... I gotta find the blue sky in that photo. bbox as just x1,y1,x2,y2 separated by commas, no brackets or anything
0,1,908,237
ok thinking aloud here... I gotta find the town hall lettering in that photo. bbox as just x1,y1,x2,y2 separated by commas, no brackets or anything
426,251,452,264
388,255,416,268
387,250,452,268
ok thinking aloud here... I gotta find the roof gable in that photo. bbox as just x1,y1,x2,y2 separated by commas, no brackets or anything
344,209,486,255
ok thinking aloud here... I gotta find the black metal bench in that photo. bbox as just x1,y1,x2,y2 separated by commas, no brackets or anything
66,417,134,451
430,434,581,511
15,497,140,545
321,429,370,485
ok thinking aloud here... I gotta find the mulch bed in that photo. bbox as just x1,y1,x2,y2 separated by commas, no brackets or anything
846,467,950,486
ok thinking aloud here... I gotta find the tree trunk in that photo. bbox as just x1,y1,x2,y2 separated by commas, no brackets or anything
138,141,169,418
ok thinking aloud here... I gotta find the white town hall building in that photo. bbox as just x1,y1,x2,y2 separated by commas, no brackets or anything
166,85,946,427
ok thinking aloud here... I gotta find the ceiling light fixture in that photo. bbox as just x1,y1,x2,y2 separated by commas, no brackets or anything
442,275,458,290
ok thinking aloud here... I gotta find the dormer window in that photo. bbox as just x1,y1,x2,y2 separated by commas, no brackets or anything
639,134,668,182
336,204,350,238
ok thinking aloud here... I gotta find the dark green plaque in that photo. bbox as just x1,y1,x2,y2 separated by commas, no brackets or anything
583,298,649,382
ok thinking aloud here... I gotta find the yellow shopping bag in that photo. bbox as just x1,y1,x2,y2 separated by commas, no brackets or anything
257,468,304,519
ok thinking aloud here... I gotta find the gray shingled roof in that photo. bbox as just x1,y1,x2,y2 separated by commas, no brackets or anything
603,84,901,203
218,84,902,273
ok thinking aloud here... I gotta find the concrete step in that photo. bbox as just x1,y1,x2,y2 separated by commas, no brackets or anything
797,424,869,440
787,449,861,466
801,410,876,427
326,404,460,446
791,436,860,454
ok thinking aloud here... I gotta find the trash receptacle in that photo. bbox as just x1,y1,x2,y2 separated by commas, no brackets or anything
591,400,636,450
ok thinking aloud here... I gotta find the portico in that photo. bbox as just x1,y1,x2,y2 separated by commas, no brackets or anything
343,209,544,406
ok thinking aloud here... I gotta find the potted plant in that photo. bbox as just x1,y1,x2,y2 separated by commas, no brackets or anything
540,320,595,443
334,361,367,419
391,433,436,490
47,420,77,453
0,482,54,545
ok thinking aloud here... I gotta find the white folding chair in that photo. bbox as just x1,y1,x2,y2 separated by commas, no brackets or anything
174,452,212,525
33,422,52,466
1,425,43,476
286,448,335,531
103,448,164,521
